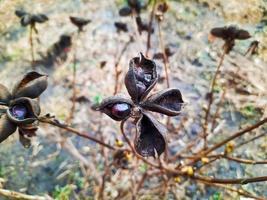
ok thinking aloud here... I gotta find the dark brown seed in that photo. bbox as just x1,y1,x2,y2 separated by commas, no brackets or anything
111,103,131,119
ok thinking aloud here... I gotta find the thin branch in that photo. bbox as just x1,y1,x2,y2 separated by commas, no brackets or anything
211,88,226,131
0,188,49,200
236,132,267,149
181,117,267,166
29,25,35,70
193,174,267,185
68,31,82,123
145,0,157,57
114,37,132,95
199,181,267,200
203,51,226,149
157,20,170,88
224,155,267,165
203,117,267,157
38,116,117,151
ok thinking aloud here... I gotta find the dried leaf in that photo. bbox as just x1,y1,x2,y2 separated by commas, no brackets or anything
0,114,17,143
141,88,184,116
12,71,48,99
135,112,166,157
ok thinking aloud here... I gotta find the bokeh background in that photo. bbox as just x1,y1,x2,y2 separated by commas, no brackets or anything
0,0,267,199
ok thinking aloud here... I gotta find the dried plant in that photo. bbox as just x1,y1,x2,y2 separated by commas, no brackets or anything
94,53,184,157
0,72,48,147
15,10,49,69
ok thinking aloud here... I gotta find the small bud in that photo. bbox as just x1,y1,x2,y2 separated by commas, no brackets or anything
201,157,209,164
174,176,181,183
115,139,124,148
225,141,235,154
181,166,194,176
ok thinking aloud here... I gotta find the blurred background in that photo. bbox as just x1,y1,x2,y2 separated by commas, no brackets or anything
0,0,266,199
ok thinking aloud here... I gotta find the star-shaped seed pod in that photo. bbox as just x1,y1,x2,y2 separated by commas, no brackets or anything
0,72,48,147
15,10,48,27
69,16,91,32
119,0,143,16
95,53,184,157
209,26,251,53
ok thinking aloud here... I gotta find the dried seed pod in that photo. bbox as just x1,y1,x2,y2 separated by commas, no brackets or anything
210,26,250,41
125,53,158,103
32,14,48,23
0,115,17,143
95,95,133,121
0,84,11,105
7,97,40,125
15,10,27,18
12,71,48,99
210,26,250,53
69,16,91,31
114,22,128,33
15,10,48,26
141,88,184,116
128,0,142,13
119,6,132,16
21,15,32,26
0,72,47,144
135,112,166,157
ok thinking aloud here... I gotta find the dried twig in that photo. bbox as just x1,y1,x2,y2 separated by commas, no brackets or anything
38,115,117,150
0,188,49,200
203,51,226,149
145,0,157,57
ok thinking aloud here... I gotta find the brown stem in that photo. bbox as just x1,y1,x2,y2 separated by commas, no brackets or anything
236,132,267,149
0,188,49,200
29,25,35,70
157,20,170,88
68,31,81,123
210,88,226,131
203,51,226,149
223,155,267,165
193,174,267,185
114,37,132,95
189,117,267,164
199,181,267,200
145,0,157,57
38,116,116,151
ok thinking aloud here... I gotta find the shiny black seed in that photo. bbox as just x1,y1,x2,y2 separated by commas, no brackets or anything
111,103,131,119
12,105,27,120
